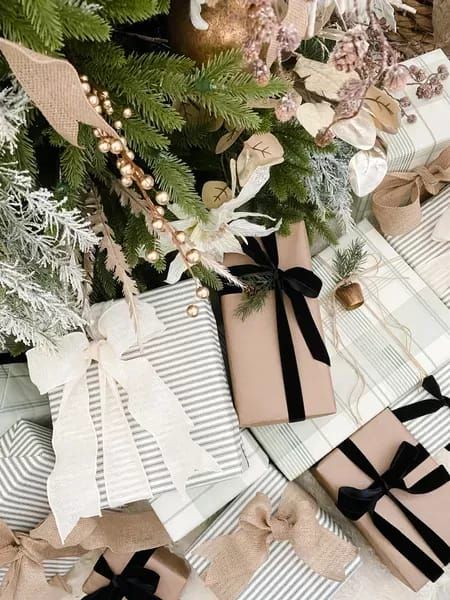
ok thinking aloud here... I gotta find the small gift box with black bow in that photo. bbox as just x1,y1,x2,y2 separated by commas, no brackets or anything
314,408,450,592
221,221,335,427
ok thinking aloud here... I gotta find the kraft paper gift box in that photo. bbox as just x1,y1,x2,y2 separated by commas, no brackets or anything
252,219,450,480
27,279,243,542
186,464,361,600
386,190,450,308
314,409,450,592
0,357,50,436
150,430,269,542
0,420,78,582
221,221,335,427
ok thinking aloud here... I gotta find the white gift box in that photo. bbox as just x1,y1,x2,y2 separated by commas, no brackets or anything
186,464,361,600
252,220,450,480
151,430,269,542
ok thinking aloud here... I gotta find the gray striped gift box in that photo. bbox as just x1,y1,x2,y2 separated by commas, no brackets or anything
48,280,243,505
392,362,450,455
0,360,50,436
150,430,269,542
252,219,450,480
386,190,450,308
186,464,361,600
0,420,77,581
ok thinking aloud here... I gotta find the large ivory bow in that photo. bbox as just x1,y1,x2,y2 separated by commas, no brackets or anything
193,483,357,600
0,511,170,600
372,147,450,235
27,299,220,542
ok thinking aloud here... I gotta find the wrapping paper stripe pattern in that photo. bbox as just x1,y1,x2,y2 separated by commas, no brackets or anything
186,463,361,600
0,361,50,437
150,430,269,542
252,220,450,480
48,280,243,504
392,363,450,455
386,191,450,308
0,420,77,580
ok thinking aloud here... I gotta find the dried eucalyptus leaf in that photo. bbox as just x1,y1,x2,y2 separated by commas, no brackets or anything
237,133,284,186
332,109,377,150
348,147,388,197
215,128,243,154
295,55,355,101
296,102,335,137
202,181,233,209
364,86,401,134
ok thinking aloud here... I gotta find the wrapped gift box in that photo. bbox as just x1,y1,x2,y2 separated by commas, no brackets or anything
252,219,450,479
221,222,335,427
150,430,269,542
386,190,450,308
0,420,77,581
314,409,450,592
0,358,50,436
186,464,360,600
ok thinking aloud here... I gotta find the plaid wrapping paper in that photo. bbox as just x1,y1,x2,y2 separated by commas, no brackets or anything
186,464,361,600
0,420,77,582
386,190,450,308
0,360,50,436
252,219,450,480
48,280,243,503
150,430,269,542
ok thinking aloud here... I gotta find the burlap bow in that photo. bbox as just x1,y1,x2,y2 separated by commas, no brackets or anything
372,147,450,235
193,482,357,600
0,511,170,600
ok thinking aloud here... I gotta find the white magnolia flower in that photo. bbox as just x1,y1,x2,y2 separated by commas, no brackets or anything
164,163,281,284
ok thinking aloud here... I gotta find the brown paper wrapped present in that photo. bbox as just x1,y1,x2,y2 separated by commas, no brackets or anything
314,409,450,592
221,222,334,427
82,546,190,600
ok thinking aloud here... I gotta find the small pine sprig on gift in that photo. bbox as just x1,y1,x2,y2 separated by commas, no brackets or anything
234,272,274,320
333,239,368,284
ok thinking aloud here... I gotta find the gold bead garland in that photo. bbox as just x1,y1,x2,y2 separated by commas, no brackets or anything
80,75,207,316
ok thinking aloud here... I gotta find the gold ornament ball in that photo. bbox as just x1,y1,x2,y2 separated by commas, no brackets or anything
88,94,100,107
186,248,200,264
100,90,109,99
114,120,123,130
103,99,112,109
95,105,103,114
175,231,186,243
110,140,123,154
141,175,154,190
126,149,135,160
120,163,133,176
152,218,164,231
155,190,170,205
116,158,126,169
81,82,91,94
123,107,133,119
186,304,199,318
105,107,114,115
121,176,133,188
93,128,102,138
80,75,89,82
119,135,127,146
196,286,210,299
155,205,165,217
98,140,111,153
169,0,250,64
147,250,159,263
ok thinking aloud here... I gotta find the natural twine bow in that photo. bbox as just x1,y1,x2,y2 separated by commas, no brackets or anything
193,483,357,600
0,511,170,600
26,299,219,543
372,147,450,235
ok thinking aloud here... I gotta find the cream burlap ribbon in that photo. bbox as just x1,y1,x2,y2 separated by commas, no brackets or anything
372,147,450,235
193,482,357,600
0,38,118,146
0,510,170,600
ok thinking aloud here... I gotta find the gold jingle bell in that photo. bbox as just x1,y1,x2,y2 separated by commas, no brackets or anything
169,0,250,64
335,282,365,311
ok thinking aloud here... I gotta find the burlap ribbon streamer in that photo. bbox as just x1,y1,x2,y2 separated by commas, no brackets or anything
266,0,309,68
0,38,118,146
0,510,170,600
193,482,357,600
372,147,450,235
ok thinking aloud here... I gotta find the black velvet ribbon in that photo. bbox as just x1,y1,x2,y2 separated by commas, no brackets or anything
393,376,450,451
84,549,161,600
337,438,450,582
222,234,330,422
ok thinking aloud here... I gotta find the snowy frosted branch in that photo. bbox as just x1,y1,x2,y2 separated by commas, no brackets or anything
0,83,29,154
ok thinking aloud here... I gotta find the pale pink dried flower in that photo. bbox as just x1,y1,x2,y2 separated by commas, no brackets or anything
277,23,300,53
331,25,369,73
383,64,409,92
315,127,335,147
335,78,366,118
275,93,298,122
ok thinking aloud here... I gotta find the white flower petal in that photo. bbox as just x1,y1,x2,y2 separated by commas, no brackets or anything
166,253,187,284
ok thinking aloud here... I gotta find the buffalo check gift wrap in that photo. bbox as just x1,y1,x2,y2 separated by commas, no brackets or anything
186,464,361,600
150,430,269,542
27,280,242,542
252,220,450,480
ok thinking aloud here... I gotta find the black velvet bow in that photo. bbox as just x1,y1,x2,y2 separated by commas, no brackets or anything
84,550,161,600
393,376,450,451
222,233,330,421
338,438,450,582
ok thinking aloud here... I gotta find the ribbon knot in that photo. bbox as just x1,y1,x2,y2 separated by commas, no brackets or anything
268,515,292,542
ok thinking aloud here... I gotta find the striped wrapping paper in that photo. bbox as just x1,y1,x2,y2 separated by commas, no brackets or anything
186,464,361,600
0,360,50,436
150,430,269,542
48,280,243,504
0,420,77,581
392,362,450,455
252,219,450,480
386,191,450,308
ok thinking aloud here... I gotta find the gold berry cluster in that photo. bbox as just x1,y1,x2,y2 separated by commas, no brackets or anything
80,75,209,316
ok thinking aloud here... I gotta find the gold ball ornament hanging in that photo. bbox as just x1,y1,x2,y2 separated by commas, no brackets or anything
114,120,123,130
175,231,186,243
110,140,123,154
152,218,164,231
168,0,250,64
186,248,200,264
186,304,199,318
140,175,154,190
121,176,133,188
155,206,165,217
88,94,100,107
146,250,160,263
120,163,133,176
196,286,210,299
155,191,170,205
98,140,111,153
123,107,133,119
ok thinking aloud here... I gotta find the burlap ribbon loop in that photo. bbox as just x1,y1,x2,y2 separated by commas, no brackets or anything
372,147,450,235
193,482,357,600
